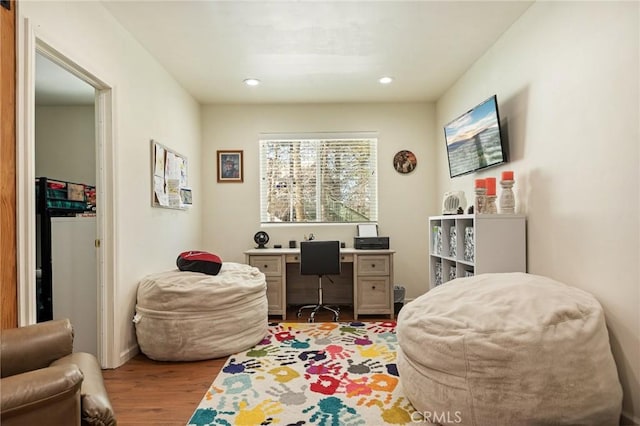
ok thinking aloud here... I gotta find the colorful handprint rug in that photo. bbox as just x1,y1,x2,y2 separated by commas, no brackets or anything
188,321,417,426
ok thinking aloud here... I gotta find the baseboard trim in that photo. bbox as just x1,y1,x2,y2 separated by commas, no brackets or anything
118,344,139,367
621,411,639,425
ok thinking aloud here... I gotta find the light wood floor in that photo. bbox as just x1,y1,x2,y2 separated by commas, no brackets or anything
102,307,392,425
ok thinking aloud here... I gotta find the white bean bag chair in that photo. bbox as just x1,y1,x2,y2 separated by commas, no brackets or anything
397,272,622,425
135,262,268,361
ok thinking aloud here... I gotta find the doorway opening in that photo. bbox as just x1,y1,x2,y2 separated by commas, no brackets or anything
35,51,98,355
17,25,117,368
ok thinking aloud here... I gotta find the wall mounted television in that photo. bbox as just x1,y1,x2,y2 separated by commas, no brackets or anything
444,95,507,178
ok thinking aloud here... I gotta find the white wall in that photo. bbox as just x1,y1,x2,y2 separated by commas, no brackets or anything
435,2,639,420
20,1,202,365
35,106,95,185
201,103,436,301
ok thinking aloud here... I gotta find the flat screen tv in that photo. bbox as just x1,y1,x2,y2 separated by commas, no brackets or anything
444,95,507,178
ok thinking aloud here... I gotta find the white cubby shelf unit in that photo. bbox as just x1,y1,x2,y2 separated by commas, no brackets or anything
429,214,527,288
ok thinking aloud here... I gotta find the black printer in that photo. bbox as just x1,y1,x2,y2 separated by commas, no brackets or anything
354,236,390,250
354,224,389,249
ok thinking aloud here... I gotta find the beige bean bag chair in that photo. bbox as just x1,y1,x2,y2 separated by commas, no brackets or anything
397,272,622,425
135,262,268,361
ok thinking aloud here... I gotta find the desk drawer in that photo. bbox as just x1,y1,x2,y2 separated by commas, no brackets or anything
357,276,391,312
285,254,301,263
357,255,390,275
265,277,283,315
248,256,282,276
340,254,354,263
286,253,353,263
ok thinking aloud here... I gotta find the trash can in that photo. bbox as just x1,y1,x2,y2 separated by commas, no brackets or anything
394,285,405,315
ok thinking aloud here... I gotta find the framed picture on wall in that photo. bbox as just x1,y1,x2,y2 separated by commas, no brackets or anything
217,150,243,183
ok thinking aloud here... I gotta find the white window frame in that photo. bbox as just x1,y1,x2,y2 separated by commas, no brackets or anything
259,132,378,225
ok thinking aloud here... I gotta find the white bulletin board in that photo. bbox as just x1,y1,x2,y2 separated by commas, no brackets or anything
151,139,189,210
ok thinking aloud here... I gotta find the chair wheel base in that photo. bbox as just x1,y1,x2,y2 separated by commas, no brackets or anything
297,304,340,323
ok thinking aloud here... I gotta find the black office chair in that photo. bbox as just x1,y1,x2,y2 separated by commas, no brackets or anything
297,240,341,322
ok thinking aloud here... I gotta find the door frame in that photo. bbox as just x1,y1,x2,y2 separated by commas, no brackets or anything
1,0,17,330
16,18,118,368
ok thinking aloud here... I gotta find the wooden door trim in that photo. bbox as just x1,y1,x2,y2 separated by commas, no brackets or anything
1,0,17,329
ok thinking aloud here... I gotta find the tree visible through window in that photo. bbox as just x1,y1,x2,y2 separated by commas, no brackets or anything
259,138,378,223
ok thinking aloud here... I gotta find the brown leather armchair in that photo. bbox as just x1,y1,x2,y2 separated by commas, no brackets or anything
1,319,116,426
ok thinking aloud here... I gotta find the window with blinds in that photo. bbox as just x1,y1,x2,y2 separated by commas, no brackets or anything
259,137,378,223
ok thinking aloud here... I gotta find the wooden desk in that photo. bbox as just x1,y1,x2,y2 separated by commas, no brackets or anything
244,248,395,320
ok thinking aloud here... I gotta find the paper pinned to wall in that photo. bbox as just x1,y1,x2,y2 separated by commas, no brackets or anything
180,188,192,205
165,152,179,180
177,156,188,187
154,175,168,206
151,140,189,210
166,178,181,207
154,144,165,177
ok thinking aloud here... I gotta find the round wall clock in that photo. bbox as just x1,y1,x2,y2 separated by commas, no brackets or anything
254,231,269,249
393,150,417,174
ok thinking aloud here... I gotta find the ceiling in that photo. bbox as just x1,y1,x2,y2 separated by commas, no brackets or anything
37,1,534,105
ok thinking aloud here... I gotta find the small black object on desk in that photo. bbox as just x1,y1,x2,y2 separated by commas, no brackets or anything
254,231,269,249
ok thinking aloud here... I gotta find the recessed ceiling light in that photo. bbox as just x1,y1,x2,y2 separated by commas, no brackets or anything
378,76,394,85
244,78,261,86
